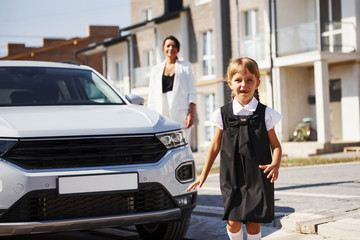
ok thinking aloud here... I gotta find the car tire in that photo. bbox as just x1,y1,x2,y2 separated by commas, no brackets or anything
136,216,191,240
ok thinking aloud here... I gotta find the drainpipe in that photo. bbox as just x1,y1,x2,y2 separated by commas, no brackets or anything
128,35,133,93
235,0,240,56
126,37,131,93
269,0,274,107
214,0,231,103
154,27,159,65
102,49,107,77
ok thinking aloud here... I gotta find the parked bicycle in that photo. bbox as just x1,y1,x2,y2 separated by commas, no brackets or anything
292,117,317,141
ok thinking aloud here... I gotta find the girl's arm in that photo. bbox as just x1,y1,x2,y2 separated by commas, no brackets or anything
186,127,223,191
259,128,282,183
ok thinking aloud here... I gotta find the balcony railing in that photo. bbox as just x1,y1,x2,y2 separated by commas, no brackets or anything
276,21,356,56
277,21,319,56
238,33,270,61
132,66,151,88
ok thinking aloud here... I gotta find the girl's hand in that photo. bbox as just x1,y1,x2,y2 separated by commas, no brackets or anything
259,164,279,183
186,175,205,192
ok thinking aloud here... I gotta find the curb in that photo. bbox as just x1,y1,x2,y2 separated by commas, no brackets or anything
194,205,360,239
278,209,360,239
318,218,360,240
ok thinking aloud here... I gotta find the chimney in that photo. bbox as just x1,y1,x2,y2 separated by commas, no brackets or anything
43,38,67,47
7,43,37,56
88,25,120,38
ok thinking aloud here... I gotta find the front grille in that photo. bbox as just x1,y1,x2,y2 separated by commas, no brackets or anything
3,135,167,169
0,184,177,222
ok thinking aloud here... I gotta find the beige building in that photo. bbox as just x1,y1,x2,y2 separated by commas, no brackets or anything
79,0,360,157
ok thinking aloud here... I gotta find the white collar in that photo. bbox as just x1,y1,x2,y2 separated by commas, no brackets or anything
232,97,259,115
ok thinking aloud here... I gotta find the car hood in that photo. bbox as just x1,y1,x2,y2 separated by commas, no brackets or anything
0,105,180,138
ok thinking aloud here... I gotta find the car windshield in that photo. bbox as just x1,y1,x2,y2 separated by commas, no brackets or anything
0,67,125,106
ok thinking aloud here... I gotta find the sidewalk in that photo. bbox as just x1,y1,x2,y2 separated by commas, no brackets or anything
273,209,360,240
191,151,360,240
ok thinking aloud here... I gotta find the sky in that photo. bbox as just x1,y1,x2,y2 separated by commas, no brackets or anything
0,0,131,57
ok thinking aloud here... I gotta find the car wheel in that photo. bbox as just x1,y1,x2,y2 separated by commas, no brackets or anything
136,216,191,240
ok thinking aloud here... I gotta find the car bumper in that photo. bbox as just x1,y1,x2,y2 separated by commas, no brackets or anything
0,145,197,236
0,209,181,236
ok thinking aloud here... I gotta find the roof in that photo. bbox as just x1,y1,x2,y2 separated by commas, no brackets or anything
75,35,130,56
75,6,190,56
120,6,190,32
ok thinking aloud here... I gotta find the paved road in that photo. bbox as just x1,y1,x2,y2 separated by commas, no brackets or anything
275,162,360,215
194,161,360,239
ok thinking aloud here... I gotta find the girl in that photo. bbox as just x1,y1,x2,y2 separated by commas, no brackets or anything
187,57,282,240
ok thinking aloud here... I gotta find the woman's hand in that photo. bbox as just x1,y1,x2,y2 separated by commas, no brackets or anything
185,103,196,129
185,114,194,128
259,163,279,183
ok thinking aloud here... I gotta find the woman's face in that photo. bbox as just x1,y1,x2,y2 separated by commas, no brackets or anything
228,67,260,106
163,39,179,59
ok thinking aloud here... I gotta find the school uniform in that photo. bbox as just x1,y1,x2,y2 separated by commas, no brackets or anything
212,97,282,223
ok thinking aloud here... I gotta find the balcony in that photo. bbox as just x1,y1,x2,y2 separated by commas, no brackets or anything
238,33,270,62
276,21,356,56
277,21,318,56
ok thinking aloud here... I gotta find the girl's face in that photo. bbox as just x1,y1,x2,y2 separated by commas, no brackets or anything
163,39,179,59
228,67,260,106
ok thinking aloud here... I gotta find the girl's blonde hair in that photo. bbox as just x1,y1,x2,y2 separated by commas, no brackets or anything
226,57,260,101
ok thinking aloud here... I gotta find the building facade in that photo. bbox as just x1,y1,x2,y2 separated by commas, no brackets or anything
1,26,120,75
79,0,360,157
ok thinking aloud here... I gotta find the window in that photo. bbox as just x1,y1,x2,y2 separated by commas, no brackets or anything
320,0,342,51
144,49,154,67
0,67,125,106
142,8,152,21
116,61,124,81
201,30,215,79
204,93,216,142
245,9,258,37
329,79,341,102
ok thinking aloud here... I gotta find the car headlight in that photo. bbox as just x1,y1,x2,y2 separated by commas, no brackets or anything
156,130,187,149
0,139,18,157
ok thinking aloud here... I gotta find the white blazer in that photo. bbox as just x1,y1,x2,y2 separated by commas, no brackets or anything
147,60,196,128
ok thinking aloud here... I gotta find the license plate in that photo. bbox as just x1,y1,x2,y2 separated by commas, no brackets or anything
58,173,138,195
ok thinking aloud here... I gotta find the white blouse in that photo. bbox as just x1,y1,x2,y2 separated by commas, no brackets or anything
212,97,282,131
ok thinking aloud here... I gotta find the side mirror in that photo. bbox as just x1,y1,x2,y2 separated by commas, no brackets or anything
125,93,145,105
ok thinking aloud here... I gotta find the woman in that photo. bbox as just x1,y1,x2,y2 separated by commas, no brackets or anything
147,35,196,141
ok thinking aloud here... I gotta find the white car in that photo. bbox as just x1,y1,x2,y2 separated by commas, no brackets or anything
0,60,196,239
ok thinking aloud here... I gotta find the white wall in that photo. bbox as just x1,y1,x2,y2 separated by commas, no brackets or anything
341,0,358,52
155,12,190,63
107,42,130,94
285,67,315,136
331,63,360,141
276,0,316,28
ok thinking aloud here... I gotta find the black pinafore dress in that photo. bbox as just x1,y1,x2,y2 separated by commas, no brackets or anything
219,102,274,223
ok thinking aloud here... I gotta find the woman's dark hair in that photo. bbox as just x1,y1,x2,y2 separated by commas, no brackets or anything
226,57,260,101
162,35,180,52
